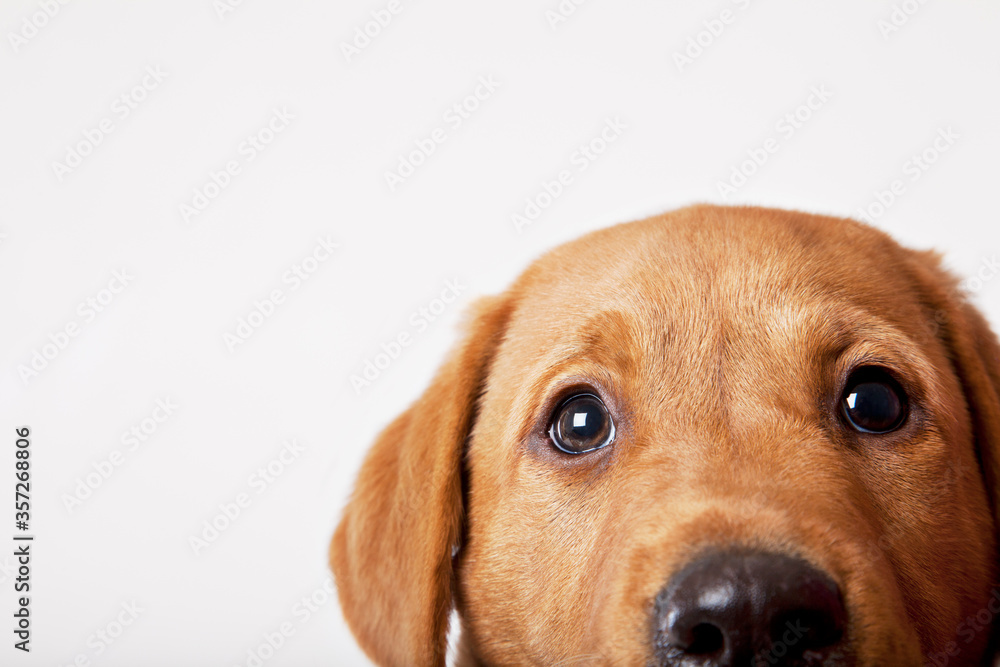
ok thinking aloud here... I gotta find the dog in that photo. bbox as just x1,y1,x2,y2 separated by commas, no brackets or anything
331,205,1000,666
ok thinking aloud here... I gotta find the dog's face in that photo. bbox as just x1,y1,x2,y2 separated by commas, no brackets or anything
332,206,1000,666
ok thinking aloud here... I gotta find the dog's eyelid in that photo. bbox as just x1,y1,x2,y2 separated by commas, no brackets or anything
834,333,933,384
533,371,619,420
834,346,928,401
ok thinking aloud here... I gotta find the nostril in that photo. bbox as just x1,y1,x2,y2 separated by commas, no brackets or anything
685,623,725,655
771,609,844,652
769,568,847,653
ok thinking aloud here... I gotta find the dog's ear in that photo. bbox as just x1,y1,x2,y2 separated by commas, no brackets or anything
949,298,1000,539
901,249,1000,660
330,295,512,667
935,285,1000,660
906,249,1000,548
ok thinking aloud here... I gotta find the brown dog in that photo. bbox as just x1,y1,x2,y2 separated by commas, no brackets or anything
331,205,1000,666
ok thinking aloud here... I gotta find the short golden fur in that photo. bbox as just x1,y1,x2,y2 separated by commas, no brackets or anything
331,205,1000,666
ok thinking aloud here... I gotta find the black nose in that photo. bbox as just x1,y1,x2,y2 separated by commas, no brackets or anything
652,550,847,666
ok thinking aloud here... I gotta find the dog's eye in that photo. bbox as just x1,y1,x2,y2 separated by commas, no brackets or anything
549,394,615,454
840,367,908,434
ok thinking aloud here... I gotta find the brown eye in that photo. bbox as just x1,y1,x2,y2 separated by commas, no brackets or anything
840,367,908,434
549,394,615,454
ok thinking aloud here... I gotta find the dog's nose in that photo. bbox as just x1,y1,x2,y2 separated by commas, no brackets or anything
652,550,847,666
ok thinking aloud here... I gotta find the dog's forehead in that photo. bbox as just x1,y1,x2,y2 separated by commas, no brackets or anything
516,208,895,304
498,207,932,373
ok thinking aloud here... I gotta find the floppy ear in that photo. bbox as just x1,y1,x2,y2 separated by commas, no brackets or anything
906,251,1000,549
938,293,1000,660
949,299,1000,534
330,295,512,667
902,250,1000,661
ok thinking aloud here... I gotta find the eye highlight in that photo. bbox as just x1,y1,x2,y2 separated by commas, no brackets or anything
840,367,908,434
549,393,615,454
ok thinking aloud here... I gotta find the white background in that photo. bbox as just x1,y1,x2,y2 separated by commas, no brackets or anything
1,1,998,665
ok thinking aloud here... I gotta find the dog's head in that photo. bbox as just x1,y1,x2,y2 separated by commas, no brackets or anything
331,206,1000,666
